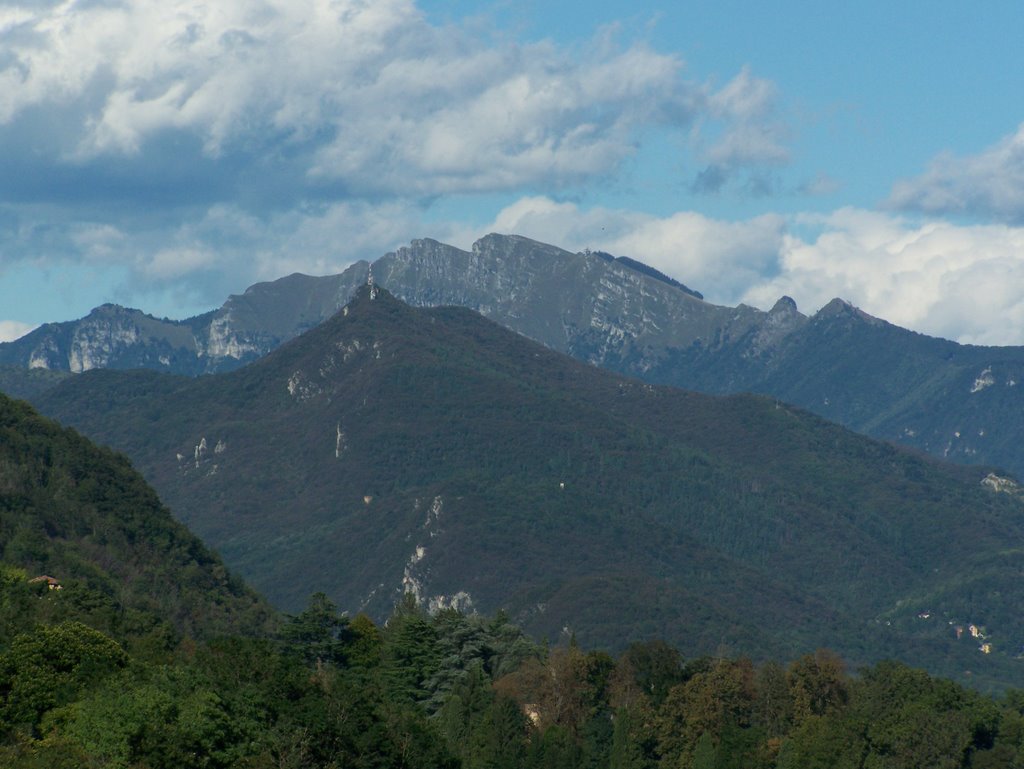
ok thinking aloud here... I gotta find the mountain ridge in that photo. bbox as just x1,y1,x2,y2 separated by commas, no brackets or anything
0,234,756,376
6,233,1024,478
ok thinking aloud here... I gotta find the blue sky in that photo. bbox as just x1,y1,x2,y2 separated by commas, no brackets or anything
2,0,1024,344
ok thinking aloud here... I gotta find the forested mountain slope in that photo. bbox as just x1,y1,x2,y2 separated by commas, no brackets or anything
35,287,1024,689
0,394,520,767
0,393,272,645
0,366,70,401
9,358,1024,766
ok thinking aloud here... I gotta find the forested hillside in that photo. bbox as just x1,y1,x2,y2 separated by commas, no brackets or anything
0,394,273,646
4,389,1024,767
9,234,1024,480
0,367,70,402
5,585,1024,769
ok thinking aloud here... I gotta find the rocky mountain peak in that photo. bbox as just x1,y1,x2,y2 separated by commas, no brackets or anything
816,297,884,326
769,296,800,317
746,296,807,356
472,232,570,261
818,297,855,317
346,282,401,310
91,302,129,314
85,303,153,321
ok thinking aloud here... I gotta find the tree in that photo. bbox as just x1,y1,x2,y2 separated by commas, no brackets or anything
0,621,127,734
614,640,684,707
855,661,999,769
40,662,262,769
380,597,442,705
281,592,350,666
608,704,656,769
787,649,848,724
346,612,384,669
754,660,792,738
656,658,756,768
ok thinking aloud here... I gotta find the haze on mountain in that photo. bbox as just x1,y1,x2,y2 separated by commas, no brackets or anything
6,233,1024,484
32,285,1024,690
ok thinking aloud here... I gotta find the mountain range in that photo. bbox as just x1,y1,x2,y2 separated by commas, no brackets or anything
4,234,1023,480
32,285,1024,690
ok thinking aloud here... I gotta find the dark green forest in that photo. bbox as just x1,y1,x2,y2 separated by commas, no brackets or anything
6,581,1024,769
3,389,1024,767
0,366,70,402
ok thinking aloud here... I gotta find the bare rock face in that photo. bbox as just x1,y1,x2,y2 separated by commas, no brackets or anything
0,233,782,378
746,296,807,357
6,304,207,374
372,234,768,373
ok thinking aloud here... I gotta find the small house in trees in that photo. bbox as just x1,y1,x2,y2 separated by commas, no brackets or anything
523,703,541,727
29,575,62,590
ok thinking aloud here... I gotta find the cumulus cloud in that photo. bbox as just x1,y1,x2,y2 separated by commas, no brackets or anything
742,208,1024,346
0,0,713,206
0,197,433,316
888,124,1024,223
689,66,790,195
0,0,798,323
485,195,787,305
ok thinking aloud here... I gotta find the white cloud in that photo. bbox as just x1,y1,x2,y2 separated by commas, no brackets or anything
888,124,1024,223
0,0,803,332
0,0,804,330
706,66,788,163
70,223,128,262
0,197,432,318
143,246,216,280
0,320,36,343
690,66,791,194
600,211,787,304
0,0,724,199
137,199,434,298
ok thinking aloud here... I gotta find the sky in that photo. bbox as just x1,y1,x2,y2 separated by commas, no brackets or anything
2,0,1024,345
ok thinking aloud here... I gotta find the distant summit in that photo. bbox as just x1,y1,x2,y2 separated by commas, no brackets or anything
0,234,725,377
